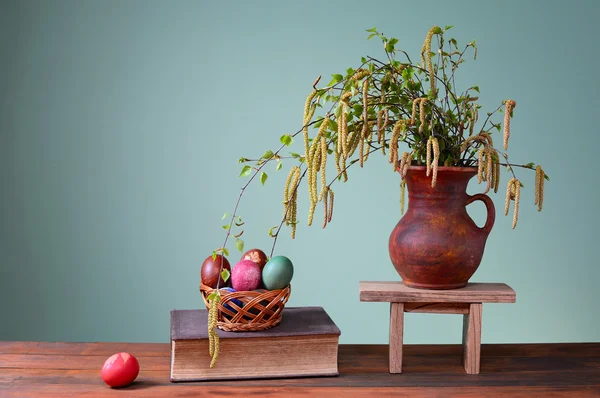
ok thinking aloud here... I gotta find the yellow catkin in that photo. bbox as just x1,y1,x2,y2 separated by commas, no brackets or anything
460,135,487,152
381,110,389,155
505,178,518,217
479,132,493,147
389,121,405,167
400,180,406,215
334,142,342,177
303,91,317,158
411,98,419,125
307,201,317,227
283,168,296,223
469,107,477,136
290,167,300,238
477,148,485,183
351,69,371,82
535,165,545,212
421,27,440,95
319,136,327,200
419,98,428,133
308,118,329,203
431,137,440,187
484,148,494,194
340,155,348,182
347,130,362,157
426,136,432,177
399,152,411,178
313,142,322,172
538,168,545,212
322,186,329,229
209,332,220,368
309,162,318,204
512,180,521,229
363,122,374,163
503,100,516,150
328,189,334,222
359,79,369,168
493,158,500,193
341,108,349,157
208,297,219,358
208,306,214,356
377,109,384,142
336,113,343,154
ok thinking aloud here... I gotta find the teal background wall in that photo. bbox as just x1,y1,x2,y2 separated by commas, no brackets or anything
1,0,598,344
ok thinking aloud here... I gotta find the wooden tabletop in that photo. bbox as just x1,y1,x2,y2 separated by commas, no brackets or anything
1,341,598,397
359,282,516,303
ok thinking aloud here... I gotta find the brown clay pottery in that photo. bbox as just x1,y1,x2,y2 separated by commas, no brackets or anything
389,166,495,289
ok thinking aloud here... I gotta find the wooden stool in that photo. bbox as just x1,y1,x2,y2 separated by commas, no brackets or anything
359,282,516,374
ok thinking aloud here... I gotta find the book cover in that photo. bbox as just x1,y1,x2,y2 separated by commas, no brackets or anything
170,306,341,381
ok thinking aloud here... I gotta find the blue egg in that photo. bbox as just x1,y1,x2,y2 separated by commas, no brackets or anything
262,256,294,290
220,287,242,311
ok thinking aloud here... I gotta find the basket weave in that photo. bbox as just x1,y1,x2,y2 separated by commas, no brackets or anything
199,284,291,332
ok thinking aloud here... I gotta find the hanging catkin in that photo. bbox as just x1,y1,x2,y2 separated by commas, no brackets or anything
400,180,407,215
503,100,516,150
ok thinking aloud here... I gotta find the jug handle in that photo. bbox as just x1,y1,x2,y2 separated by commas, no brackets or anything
466,193,496,236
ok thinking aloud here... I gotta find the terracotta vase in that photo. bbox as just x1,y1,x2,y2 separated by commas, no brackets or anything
388,166,495,289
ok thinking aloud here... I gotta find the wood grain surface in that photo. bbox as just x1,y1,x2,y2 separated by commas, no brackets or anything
360,282,516,303
1,341,599,397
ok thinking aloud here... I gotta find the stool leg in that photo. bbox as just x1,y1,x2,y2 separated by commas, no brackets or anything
389,302,404,373
462,303,482,374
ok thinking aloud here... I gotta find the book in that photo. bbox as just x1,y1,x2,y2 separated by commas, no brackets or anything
170,306,341,382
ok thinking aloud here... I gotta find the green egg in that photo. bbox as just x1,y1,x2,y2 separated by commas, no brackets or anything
262,256,294,290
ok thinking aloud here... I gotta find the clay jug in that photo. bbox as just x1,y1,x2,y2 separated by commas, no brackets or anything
389,166,495,289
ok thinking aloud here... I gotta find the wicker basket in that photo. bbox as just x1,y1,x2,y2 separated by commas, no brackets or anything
199,284,291,332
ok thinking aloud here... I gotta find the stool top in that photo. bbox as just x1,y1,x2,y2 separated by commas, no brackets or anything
359,282,516,303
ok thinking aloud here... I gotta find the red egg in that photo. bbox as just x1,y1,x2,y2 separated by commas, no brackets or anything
201,254,231,288
241,248,268,270
231,260,262,291
101,352,139,388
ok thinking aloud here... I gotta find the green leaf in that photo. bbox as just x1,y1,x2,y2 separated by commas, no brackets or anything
220,269,230,283
260,171,268,186
276,162,282,171
366,27,377,33
361,56,367,63
385,37,398,52
280,134,293,146
261,150,274,160
236,238,244,252
222,248,229,257
444,25,454,31
212,251,217,261
221,212,229,220
544,174,550,182
331,74,343,83
238,157,249,163
353,104,363,115
524,162,535,169
222,224,230,229
207,291,217,301
472,85,480,93
268,225,278,237
239,165,252,177
290,152,301,159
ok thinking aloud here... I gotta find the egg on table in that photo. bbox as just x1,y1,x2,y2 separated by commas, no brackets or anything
101,352,139,388
262,255,294,290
